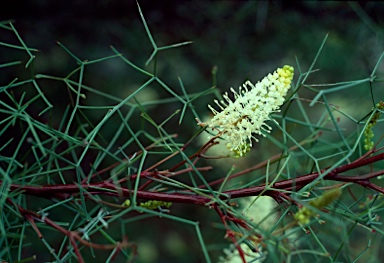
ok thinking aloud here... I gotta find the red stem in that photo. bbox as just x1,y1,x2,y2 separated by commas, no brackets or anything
4,150,384,207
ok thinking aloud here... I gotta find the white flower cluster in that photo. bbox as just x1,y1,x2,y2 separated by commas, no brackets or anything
206,65,294,157
219,243,265,263
219,196,278,263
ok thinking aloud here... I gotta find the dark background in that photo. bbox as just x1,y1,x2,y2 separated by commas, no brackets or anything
2,1,383,143
1,1,384,262
2,1,383,86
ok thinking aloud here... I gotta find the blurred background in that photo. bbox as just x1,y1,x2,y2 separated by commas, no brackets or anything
1,1,383,142
1,1,384,262
2,1,383,95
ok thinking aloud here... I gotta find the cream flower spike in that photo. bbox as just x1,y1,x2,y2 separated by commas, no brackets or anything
206,65,294,157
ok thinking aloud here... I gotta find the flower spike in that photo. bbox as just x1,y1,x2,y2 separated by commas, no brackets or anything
206,65,294,157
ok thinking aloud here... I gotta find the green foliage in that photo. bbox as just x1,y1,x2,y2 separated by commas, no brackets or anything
1,2,384,263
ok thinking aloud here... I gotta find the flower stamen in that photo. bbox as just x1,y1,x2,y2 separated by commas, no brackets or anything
204,65,294,157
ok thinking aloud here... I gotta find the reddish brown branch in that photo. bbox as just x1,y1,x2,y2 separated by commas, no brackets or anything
214,205,247,263
8,198,136,262
4,147,384,263
329,153,384,176
4,150,384,208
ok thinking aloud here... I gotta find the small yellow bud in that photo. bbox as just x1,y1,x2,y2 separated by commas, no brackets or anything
295,188,341,225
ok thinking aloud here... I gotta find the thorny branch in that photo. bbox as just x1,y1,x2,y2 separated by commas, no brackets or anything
5,151,384,205
6,198,137,263
3,137,384,263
